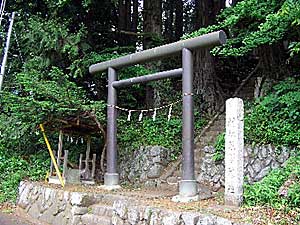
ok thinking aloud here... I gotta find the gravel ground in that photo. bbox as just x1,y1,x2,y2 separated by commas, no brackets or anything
0,212,33,225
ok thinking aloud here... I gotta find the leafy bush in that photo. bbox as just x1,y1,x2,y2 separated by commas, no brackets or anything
213,77,300,154
244,155,300,209
0,148,49,203
212,133,225,161
245,77,300,147
118,112,206,160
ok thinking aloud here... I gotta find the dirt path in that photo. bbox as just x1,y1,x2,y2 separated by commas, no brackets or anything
0,212,33,225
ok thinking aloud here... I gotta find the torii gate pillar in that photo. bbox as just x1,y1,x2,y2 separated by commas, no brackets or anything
172,48,198,202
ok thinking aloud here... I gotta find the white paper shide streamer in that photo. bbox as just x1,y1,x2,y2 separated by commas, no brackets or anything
112,99,181,122
168,104,173,121
127,110,132,121
138,110,144,121
152,109,157,121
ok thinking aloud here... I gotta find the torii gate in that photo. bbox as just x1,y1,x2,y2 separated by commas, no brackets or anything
89,31,226,202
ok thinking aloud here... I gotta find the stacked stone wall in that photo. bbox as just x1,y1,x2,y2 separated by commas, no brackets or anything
119,144,292,191
197,145,292,191
17,181,246,225
111,200,240,225
120,146,174,187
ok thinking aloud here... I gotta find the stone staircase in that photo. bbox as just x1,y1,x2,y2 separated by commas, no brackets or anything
158,113,225,190
81,204,113,225
194,114,225,175
158,76,257,190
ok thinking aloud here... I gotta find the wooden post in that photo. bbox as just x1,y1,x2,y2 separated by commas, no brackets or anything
57,130,63,167
92,153,96,178
79,154,83,172
50,150,56,176
63,150,69,179
85,136,91,171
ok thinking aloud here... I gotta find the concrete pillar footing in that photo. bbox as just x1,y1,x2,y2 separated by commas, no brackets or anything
172,180,199,202
171,194,199,203
104,173,119,186
98,185,121,191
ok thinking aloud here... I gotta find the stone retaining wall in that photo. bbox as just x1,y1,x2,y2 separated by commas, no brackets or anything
120,146,174,187
18,181,100,225
197,145,292,191
17,181,246,225
112,200,239,225
119,145,293,192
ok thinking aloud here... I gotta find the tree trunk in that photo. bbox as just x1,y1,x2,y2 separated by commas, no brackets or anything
163,0,175,42
132,0,138,33
143,0,162,107
118,0,132,46
193,0,225,114
175,0,183,40
143,0,162,49
131,0,139,46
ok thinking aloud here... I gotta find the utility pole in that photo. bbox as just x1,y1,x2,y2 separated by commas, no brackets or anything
0,0,7,26
0,12,15,91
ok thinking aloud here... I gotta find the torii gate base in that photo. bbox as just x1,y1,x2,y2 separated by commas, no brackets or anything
90,31,227,202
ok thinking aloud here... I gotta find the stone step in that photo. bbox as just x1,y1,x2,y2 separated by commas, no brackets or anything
217,114,225,120
242,85,255,91
81,214,111,225
194,142,206,148
172,170,181,178
90,204,114,217
207,125,225,132
198,136,216,145
242,92,254,97
194,149,202,156
203,130,222,137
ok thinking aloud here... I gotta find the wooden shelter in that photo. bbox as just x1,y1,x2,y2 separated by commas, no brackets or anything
44,113,105,185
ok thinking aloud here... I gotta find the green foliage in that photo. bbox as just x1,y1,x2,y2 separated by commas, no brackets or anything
244,155,300,209
245,77,300,147
0,148,49,203
244,78,299,210
0,12,108,154
118,112,206,160
13,16,87,69
0,58,106,152
212,77,299,160
118,116,182,160
184,0,300,57
212,133,225,161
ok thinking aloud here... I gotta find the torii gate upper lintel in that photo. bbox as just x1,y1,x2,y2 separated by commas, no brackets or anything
89,31,227,202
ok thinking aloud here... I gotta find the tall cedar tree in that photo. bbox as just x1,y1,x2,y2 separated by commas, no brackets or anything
143,0,163,107
143,0,162,49
193,0,225,114
175,0,183,40
118,0,138,46
164,0,183,42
